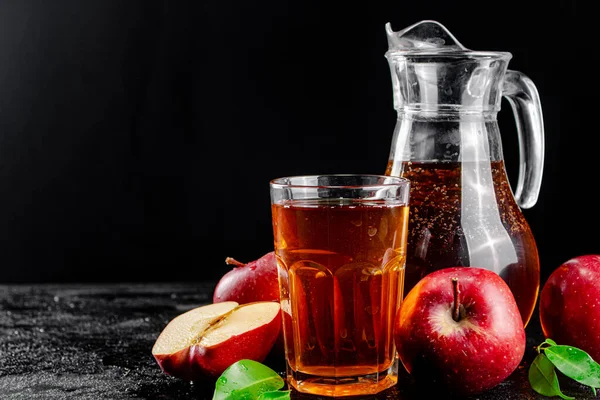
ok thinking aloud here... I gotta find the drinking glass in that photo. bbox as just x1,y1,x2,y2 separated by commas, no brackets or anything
270,174,410,396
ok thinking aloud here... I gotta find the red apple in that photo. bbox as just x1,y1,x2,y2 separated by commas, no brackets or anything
394,267,526,396
540,254,600,362
213,251,284,354
152,301,281,380
213,251,280,304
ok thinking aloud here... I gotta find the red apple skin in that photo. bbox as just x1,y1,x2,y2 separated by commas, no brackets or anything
197,308,281,377
394,267,526,396
153,304,282,380
540,254,600,362
154,345,205,382
213,251,280,304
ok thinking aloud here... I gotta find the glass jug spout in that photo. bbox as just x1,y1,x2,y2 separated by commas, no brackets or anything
385,20,467,52
385,20,512,114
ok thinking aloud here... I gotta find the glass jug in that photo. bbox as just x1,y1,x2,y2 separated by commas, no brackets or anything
383,20,544,326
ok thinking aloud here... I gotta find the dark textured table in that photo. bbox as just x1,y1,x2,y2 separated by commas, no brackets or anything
0,283,595,400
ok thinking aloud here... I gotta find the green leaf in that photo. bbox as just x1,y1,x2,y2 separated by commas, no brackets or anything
545,345,600,395
258,390,291,399
212,359,285,400
529,353,574,400
537,338,558,353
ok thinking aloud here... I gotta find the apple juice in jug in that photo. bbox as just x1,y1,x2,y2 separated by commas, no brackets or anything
386,160,539,326
383,20,544,326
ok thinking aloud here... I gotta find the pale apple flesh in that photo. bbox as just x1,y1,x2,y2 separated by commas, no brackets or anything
152,301,281,380
151,301,238,355
395,267,526,396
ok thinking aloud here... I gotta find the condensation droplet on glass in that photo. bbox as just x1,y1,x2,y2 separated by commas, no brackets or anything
351,220,363,227
315,271,326,279
362,267,382,276
379,217,388,240
367,226,377,237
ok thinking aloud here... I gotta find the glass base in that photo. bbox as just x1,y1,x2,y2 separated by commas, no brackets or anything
287,360,398,397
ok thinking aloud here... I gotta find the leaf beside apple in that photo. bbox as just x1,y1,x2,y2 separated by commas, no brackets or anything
544,345,600,392
529,353,573,400
529,338,600,398
212,359,290,400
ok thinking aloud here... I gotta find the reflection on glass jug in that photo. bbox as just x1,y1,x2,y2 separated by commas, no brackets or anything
383,20,544,327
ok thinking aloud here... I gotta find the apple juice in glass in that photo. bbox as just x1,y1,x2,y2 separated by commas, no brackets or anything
270,175,410,397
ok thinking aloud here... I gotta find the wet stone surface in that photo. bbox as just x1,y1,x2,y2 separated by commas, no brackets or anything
0,283,595,399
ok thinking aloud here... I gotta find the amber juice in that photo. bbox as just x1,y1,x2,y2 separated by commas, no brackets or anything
272,199,408,396
385,160,540,326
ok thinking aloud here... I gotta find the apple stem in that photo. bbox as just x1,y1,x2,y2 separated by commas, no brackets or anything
225,257,246,268
452,277,461,322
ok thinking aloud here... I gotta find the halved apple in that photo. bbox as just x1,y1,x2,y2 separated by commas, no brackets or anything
152,301,281,380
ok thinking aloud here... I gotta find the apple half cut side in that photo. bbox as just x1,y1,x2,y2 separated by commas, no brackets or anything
152,301,282,380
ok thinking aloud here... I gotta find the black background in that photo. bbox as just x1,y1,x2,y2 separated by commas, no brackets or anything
0,1,593,285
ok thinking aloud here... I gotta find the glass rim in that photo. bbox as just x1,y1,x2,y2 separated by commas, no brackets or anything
384,50,512,60
269,174,410,190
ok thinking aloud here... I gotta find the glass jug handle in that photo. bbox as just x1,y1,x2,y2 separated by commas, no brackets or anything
502,70,545,209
